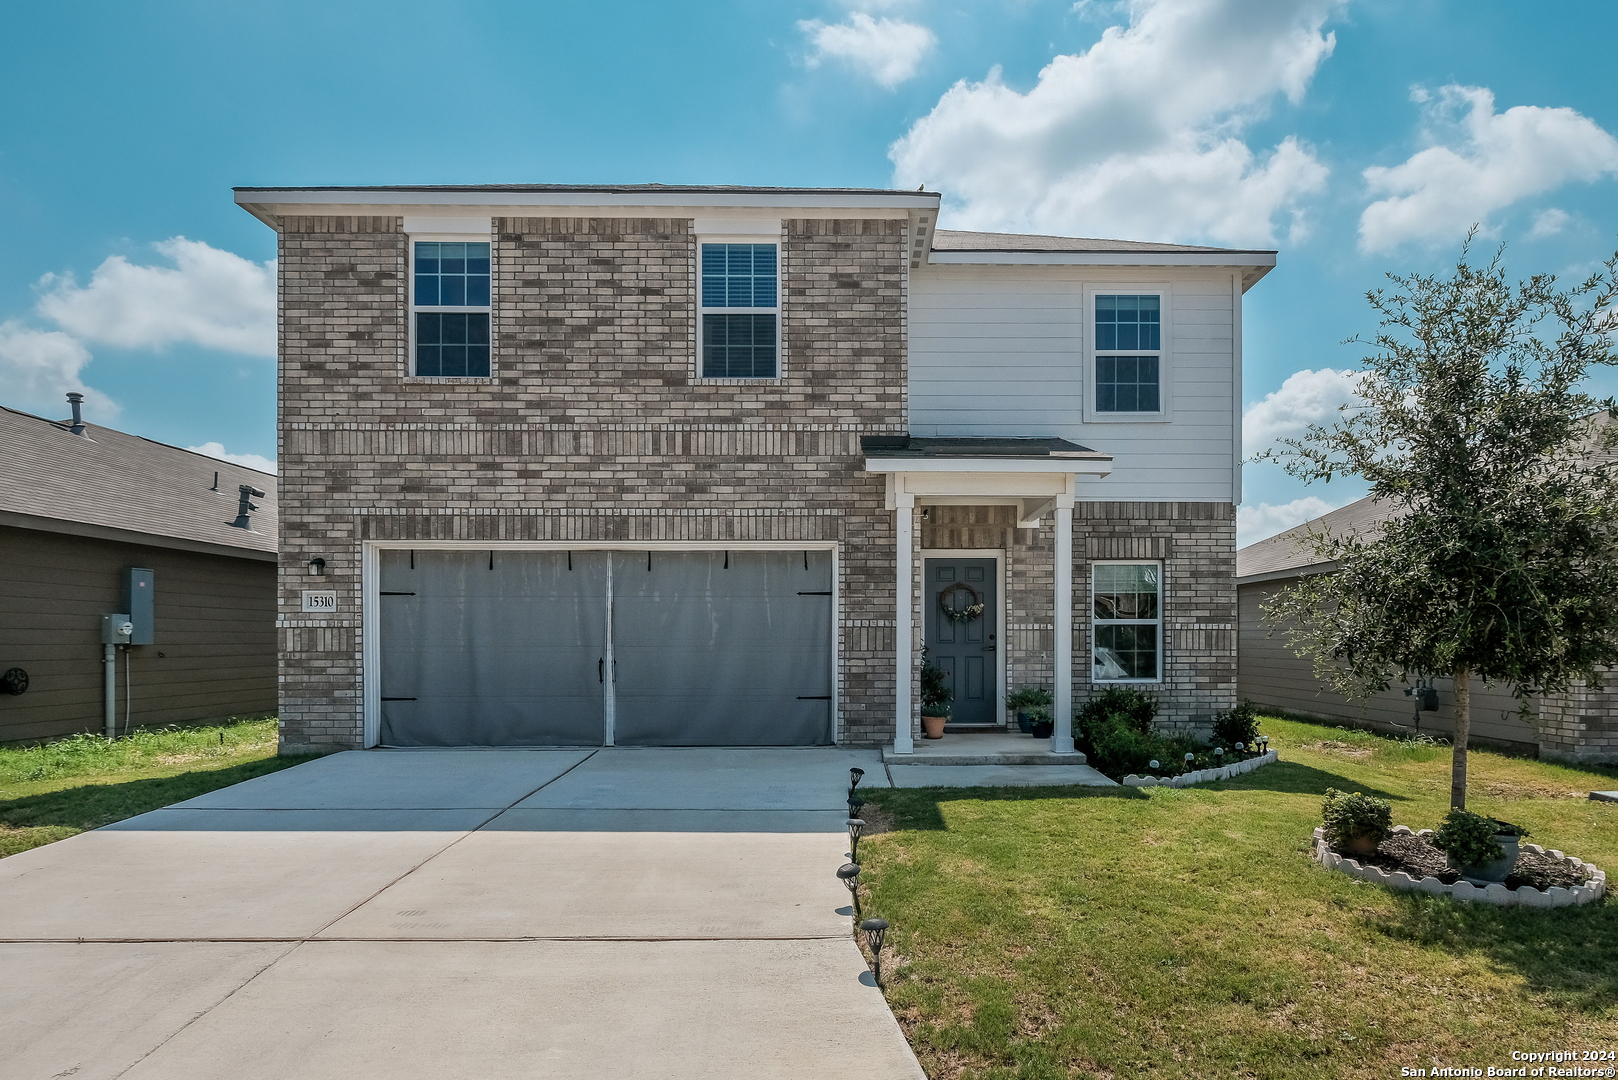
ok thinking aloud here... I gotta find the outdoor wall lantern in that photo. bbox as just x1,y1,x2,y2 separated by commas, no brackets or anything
307,557,327,577
846,817,866,863
837,862,863,917
861,917,890,986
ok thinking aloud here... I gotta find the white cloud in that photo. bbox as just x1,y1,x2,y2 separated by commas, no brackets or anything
185,441,277,474
1527,207,1572,240
1238,496,1339,547
1242,367,1364,457
799,12,936,88
1359,86,1618,254
36,237,276,357
0,320,119,420
889,0,1339,245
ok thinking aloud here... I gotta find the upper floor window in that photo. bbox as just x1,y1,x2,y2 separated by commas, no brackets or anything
1092,562,1161,682
412,241,490,378
699,242,778,379
1094,294,1160,413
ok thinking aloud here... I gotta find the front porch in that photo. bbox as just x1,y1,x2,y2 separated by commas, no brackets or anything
864,436,1115,757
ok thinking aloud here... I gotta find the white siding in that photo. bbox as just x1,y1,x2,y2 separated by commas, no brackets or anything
908,264,1238,503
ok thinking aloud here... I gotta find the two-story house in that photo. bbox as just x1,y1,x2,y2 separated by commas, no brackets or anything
234,185,1273,756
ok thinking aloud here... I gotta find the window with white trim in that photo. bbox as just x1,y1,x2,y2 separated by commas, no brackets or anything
411,241,490,378
1094,294,1160,412
699,242,778,379
1092,562,1161,681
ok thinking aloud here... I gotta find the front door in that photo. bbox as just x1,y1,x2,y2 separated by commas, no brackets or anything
923,557,997,726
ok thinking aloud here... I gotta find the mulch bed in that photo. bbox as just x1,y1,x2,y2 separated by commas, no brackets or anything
1334,834,1594,892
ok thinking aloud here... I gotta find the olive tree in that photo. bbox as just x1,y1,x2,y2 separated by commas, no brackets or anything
1260,237,1618,808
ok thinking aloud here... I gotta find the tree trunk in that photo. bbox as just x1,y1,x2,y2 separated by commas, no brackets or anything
1450,666,1471,810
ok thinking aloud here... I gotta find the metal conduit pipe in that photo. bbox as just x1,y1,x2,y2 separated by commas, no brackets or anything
104,644,117,739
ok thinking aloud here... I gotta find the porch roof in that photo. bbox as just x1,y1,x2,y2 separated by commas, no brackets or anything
860,435,1108,462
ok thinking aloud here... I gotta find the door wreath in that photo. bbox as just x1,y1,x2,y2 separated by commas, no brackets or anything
938,582,986,624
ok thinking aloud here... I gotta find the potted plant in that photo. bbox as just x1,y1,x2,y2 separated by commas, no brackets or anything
919,652,952,740
1007,687,1052,735
1321,788,1393,856
1432,808,1530,882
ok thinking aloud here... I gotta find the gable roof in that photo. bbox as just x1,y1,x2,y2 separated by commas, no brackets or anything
0,405,277,561
1236,495,1393,583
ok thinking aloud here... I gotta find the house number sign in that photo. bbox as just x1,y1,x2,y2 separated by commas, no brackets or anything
301,590,338,613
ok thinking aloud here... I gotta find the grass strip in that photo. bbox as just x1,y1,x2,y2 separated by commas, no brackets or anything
0,718,314,858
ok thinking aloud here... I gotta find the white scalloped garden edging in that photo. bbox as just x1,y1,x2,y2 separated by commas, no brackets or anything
1312,826,1607,907
1123,749,1279,787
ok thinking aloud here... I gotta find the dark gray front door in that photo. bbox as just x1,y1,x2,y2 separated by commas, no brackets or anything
924,557,997,726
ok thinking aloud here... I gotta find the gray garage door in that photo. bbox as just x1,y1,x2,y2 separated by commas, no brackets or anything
377,549,833,747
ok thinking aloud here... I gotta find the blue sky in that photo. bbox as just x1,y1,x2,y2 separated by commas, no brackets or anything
3,0,1616,544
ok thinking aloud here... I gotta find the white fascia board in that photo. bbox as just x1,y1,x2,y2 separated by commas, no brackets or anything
865,456,1112,475
927,250,1275,270
897,472,1078,498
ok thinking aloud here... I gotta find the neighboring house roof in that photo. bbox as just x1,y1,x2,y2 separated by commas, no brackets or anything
1236,496,1393,584
931,230,1272,256
0,405,277,562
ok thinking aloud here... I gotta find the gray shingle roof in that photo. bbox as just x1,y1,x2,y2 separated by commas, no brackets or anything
0,405,277,558
931,230,1276,256
1236,495,1393,581
861,435,1107,460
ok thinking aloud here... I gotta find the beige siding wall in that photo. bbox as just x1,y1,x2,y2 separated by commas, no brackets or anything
1237,578,1538,750
909,265,1239,502
0,525,276,743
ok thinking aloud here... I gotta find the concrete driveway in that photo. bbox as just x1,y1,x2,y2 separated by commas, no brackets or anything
0,747,925,1080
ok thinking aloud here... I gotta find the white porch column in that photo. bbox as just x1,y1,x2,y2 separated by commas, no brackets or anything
1052,497,1076,754
893,494,916,754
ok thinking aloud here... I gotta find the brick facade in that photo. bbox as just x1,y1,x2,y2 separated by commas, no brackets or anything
276,214,911,753
273,209,1238,753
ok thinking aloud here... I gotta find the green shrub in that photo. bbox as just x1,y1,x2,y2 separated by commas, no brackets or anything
1006,686,1052,719
1074,688,1209,778
1432,808,1530,866
1211,700,1261,750
1077,686,1157,738
919,651,952,717
1321,788,1393,849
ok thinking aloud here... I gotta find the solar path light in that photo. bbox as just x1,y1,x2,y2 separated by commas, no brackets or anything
837,862,862,917
846,817,866,863
861,917,890,987
1184,752,1195,774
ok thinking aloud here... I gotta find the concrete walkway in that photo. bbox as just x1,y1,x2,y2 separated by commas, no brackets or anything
0,748,925,1080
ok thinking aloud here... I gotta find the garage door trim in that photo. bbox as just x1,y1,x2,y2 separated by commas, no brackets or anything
360,540,841,748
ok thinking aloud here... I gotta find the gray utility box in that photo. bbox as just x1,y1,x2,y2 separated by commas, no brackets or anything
123,567,154,645
101,614,134,645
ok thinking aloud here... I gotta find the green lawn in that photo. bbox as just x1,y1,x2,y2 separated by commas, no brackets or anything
0,718,313,858
856,717,1618,1079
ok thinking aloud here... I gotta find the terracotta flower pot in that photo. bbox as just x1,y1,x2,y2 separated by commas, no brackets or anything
921,715,947,739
